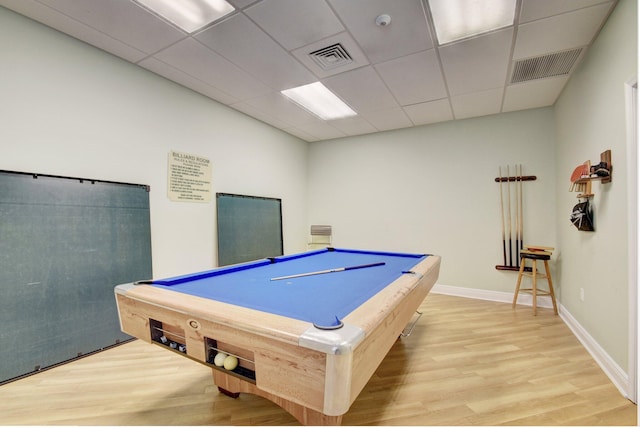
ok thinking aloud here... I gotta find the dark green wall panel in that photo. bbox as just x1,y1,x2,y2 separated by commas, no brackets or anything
0,171,152,383
216,193,283,266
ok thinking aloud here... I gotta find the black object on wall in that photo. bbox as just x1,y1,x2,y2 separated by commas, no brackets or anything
0,170,152,384
216,193,283,266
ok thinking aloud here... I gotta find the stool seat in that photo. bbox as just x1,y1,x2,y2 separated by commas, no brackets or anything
521,252,550,261
513,245,558,316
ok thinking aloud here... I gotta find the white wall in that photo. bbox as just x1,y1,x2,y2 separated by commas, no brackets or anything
0,7,309,278
308,108,556,293
554,0,637,372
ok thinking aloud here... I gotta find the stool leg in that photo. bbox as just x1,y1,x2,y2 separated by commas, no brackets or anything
544,260,558,315
532,260,538,316
513,256,526,308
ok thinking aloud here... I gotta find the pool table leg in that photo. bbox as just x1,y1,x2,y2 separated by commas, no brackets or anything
212,369,343,425
217,387,240,398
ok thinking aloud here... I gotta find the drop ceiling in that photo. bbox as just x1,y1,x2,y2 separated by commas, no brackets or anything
0,0,618,142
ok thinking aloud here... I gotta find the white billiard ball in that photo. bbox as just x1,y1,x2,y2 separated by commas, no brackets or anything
213,352,227,367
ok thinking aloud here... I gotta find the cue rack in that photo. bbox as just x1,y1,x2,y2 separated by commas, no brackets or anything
494,165,537,271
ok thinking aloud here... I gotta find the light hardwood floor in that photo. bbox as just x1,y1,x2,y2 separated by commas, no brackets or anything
0,293,636,425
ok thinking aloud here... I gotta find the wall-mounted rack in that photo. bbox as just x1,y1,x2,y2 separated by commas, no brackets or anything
570,150,612,199
494,175,537,183
494,165,537,271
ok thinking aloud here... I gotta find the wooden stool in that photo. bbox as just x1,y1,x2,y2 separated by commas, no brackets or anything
512,246,558,315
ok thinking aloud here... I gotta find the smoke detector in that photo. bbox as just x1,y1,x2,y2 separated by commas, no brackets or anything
375,14,391,27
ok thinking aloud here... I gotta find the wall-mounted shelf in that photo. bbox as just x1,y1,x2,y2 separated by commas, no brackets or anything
569,150,612,199
575,176,610,183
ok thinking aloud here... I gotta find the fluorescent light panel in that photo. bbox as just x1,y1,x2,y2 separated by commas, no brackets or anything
429,0,516,45
281,82,356,120
135,0,235,33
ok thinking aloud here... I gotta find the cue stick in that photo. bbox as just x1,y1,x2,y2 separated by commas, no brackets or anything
498,166,507,267
270,262,386,281
519,164,524,255
506,165,513,267
514,164,520,267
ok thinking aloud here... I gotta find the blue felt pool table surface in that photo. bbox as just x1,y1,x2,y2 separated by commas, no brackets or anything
150,248,428,328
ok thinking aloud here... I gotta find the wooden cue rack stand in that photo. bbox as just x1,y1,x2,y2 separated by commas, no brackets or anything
494,166,537,272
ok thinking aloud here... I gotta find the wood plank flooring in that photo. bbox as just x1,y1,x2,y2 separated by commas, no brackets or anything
0,293,636,425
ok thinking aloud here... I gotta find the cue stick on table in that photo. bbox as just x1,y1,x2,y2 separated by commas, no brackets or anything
270,262,385,281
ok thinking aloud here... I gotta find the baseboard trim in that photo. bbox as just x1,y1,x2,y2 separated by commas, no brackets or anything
431,283,554,308
431,283,630,399
559,303,630,399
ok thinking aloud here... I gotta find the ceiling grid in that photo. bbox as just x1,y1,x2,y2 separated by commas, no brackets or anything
0,0,619,141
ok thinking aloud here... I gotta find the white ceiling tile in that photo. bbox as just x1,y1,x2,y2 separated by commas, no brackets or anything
375,49,447,105
439,28,514,96
503,76,570,112
227,0,259,10
241,92,319,126
230,101,295,129
282,126,319,141
359,108,413,131
0,0,148,62
36,0,186,54
328,0,433,64
328,116,378,136
245,0,344,50
520,0,613,23
152,38,272,101
323,66,398,113
514,2,614,59
403,99,453,125
195,14,315,90
139,57,239,105
451,88,503,120
295,121,346,140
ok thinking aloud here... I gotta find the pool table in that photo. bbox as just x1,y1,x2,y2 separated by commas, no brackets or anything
114,247,440,425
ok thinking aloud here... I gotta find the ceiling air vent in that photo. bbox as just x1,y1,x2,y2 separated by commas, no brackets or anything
309,43,353,71
511,48,583,84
